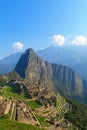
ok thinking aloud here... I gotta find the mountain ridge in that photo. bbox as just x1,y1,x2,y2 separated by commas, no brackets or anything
5,48,87,103
0,52,21,74
1,45,87,81
37,45,87,80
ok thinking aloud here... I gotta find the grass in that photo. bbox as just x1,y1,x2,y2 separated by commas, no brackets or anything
26,100,42,109
56,94,66,115
0,86,28,100
0,115,44,130
43,111,49,114
35,114,50,127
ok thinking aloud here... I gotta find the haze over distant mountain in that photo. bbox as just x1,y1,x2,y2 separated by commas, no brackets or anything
1,45,87,81
37,45,87,80
0,52,21,74
6,48,87,103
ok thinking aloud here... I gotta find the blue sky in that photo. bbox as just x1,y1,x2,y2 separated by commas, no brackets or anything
0,0,87,58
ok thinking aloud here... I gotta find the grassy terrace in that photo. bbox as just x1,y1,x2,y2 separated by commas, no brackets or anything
0,115,44,130
0,86,28,100
56,94,66,115
35,114,50,127
26,100,42,109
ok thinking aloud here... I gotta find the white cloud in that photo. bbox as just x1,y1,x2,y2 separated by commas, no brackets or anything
51,34,66,46
12,42,24,50
72,36,87,46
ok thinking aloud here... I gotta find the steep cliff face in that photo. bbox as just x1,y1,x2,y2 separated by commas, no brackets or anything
45,62,83,97
7,48,87,100
15,48,53,93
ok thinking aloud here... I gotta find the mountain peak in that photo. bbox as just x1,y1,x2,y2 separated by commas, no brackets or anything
15,48,36,78
23,48,35,56
24,48,34,53
14,48,52,94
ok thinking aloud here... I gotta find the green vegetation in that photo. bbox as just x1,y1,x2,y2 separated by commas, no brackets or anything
0,76,6,87
0,85,28,100
35,114,49,127
65,99,87,130
26,100,42,109
43,111,49,114
62,124,78,130
56,94,66,117
0,115,43,130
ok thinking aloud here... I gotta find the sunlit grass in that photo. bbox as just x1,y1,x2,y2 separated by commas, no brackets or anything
0,115,43,130
26,100,42,109
35,113,50,127
0,86,28,100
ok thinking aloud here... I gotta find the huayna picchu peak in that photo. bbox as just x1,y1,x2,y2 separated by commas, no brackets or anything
15,48,53,94
15,48,37,78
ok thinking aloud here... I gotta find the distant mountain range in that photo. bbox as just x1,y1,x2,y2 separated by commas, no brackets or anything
37,45,87,80
1,45,87,81
0,52,21,74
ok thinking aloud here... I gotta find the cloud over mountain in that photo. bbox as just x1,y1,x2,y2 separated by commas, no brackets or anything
72,35,87,46
51,34,66,46
12,42,24,50
50,34,87,46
